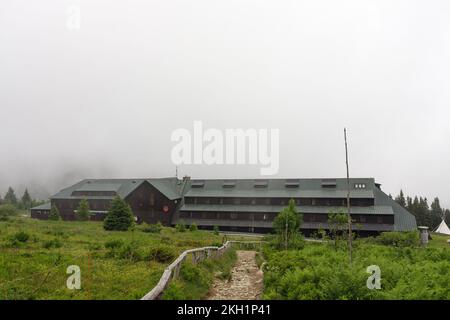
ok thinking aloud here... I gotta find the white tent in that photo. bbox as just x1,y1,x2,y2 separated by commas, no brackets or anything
434,219,450,235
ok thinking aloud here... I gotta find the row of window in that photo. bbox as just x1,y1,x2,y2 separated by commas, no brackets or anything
184,197,374,207
178,211,393,224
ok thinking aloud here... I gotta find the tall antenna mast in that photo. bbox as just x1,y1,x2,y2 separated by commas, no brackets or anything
175,166,178,179
344,128,353,265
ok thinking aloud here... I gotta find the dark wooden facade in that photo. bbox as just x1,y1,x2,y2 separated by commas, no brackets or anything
32,181,179,224
125,181,178,225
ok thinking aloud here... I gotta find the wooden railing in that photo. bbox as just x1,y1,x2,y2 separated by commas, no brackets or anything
140,241,262,300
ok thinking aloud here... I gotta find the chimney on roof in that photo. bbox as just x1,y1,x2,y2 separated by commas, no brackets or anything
179,175,191,196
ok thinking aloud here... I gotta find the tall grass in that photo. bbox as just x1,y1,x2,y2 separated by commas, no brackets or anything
0,217,252,300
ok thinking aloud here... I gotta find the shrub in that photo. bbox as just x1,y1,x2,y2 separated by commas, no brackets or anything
48,205,61,221
117,241,142,261
103,196,134,231
176,223,186,233
213,225,219,235
147,245,177,263
104,239,125,250
273,199,303,249
162,280,185,300
0,204,18,221
42,238,62,249
12,231,30,243
189,223,198,232
376,231,419,247
75,199,90,221
142,222,163,233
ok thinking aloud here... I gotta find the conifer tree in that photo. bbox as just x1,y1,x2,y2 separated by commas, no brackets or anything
4,187,17,205
103,196,134,231
76,199,90,221
395,190,406,208
430,197,443,228
21,189,32,209
48,204,61,221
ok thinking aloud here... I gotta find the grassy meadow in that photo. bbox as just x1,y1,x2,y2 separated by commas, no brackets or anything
261,232,450,300
0,216,249,300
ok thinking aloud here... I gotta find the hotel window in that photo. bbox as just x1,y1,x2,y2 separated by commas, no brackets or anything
263,214,267,220
354,183,366,189
230,213,238,219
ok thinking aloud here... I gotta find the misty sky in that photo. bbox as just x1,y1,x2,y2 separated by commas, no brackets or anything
1,1,450,207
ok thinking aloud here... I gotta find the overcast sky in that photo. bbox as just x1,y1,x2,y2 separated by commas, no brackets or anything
1,0,449,206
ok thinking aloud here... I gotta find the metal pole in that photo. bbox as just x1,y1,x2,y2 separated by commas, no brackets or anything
344,128,353,265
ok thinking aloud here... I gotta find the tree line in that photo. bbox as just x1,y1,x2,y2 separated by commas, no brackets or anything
0,187,45,210
392,190,450,229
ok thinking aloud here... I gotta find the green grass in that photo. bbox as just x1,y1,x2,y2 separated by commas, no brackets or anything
428,233,450,248
162,249,237,300
262,233,450,300
0,217,251,300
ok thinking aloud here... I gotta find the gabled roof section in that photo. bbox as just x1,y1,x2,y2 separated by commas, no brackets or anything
373,186,417,231
30,202,51,210
51,178,182,201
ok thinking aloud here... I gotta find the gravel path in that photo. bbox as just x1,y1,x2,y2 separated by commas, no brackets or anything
207,250,263,300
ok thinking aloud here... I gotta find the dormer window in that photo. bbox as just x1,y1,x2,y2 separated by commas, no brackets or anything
191,181,205,188
285,179,299,188
222,180,236,188
354,183,366,189
254,180,268,188
321,179,337,188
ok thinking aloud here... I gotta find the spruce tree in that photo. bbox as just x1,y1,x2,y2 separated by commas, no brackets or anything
406,196,413,211
21,189,32,209
48,204,61,221
430,198,443,228
445,209,450,226
395,190,406,208
76,199,90,221
4,187,17,205
103,196,134,231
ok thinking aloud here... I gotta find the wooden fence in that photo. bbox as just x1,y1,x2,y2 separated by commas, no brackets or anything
140,241,262,300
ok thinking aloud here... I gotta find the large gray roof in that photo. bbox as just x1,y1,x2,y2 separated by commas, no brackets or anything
184,178,376,198
50,178,181,200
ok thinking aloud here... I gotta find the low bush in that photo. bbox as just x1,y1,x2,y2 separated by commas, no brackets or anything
176,223,186,233
147,245,177,263
162,249,237,300
11,231,30,243
262,239,450,300
189,223,198,232
142,222,163,234
42,238,62,249
376,231,419,247
0,204,19,221
117,241,143,261
104,239,125,250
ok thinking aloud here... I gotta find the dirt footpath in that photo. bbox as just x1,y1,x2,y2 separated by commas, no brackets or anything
207,250,263,300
